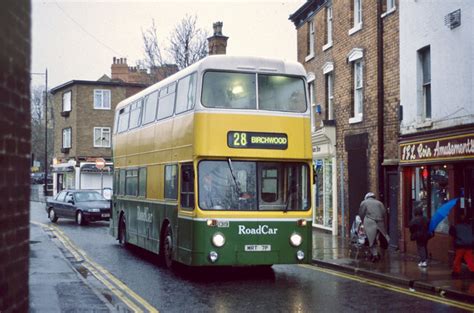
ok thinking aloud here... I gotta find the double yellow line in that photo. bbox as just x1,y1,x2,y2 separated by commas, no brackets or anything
300,264,474,311
31,221,159,313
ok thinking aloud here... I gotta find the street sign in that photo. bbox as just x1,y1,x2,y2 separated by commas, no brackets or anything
95,158,106,170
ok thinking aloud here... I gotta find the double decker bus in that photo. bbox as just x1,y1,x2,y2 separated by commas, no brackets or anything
111,55,312,268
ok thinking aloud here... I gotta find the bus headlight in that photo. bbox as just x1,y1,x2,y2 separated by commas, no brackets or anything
212,232,226,247
290,233,302,247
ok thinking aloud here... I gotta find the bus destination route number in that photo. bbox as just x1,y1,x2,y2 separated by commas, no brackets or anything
227,131,288,150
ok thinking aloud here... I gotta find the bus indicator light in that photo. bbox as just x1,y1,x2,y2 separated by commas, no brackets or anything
297,219,307,227
207,219,217,227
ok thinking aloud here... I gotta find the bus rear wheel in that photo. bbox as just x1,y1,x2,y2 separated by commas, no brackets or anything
162,225,174,269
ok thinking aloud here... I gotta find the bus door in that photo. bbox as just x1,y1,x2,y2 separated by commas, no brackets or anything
177,163,195,262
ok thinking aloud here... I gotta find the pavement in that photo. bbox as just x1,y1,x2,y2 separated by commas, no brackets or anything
28,195,474,312
29,201,114,312
311,228,474,304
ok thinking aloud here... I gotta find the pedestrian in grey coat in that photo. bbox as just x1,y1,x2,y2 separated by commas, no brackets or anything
359,192,390,262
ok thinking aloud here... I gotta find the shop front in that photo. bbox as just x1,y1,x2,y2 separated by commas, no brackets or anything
312,125,338,234
399,126,474,263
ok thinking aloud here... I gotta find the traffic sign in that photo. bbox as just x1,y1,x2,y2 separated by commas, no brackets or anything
95,158,106,170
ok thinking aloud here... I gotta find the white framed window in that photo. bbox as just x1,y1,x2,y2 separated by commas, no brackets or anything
62,128,71,149
62,91,71,112
323,6,333,50
94,127,111,148
305,20,315,61
94,89,111,110
349,0,363,35
326,73,334,120
418,46,431,120
382,0,396,17
353,60,363,121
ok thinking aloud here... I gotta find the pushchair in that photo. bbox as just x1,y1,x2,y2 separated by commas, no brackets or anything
349,215,370,259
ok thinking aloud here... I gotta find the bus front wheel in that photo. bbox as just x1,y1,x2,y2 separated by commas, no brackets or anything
162,225,174,269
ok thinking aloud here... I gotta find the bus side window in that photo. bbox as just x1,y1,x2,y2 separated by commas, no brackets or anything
176,72,197,114
138,167,147,197
180,164,194,209
157,84,176,120
119,169,126,195
117,106,130,133
164,164,178,199
125,169,138,197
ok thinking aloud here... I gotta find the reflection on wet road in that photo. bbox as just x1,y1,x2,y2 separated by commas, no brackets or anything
31,202,469,312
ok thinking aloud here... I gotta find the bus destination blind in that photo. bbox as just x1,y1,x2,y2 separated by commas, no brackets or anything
227,131,288,150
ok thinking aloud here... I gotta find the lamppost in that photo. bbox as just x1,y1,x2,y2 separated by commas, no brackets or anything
31,69,48,196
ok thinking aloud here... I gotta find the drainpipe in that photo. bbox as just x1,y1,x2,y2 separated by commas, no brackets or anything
377,1,385,202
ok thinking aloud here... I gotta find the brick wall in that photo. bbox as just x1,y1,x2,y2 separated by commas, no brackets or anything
294,0,400,233
53,83,146,161
0,1,31,311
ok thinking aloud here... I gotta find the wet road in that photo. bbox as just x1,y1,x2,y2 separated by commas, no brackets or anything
31,201,467,312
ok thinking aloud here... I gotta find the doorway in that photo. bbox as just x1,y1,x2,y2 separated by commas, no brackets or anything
387,171,399,248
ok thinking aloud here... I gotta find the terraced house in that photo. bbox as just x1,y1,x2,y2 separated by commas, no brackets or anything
290,0,400,243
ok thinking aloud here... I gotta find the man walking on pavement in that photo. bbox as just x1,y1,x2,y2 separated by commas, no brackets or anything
359,192,390,262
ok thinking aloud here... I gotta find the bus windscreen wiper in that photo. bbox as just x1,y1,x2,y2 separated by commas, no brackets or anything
227,158,242,197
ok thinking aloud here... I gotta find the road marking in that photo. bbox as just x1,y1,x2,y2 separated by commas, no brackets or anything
31,221,159,313
299,264,474,312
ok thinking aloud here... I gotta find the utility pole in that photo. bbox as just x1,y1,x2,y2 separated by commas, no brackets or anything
44,69,48,196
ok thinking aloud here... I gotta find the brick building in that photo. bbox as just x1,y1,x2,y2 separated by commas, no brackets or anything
0,1,31,311
290,0,400,241
50,79,147,195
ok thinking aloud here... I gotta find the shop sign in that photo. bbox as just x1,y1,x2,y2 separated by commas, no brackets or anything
400,133,474,163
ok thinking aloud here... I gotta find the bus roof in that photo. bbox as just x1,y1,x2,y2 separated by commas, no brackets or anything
115,55,307,111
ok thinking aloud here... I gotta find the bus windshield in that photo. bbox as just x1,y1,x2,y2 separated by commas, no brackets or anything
198,160,309,211
201,71,306,113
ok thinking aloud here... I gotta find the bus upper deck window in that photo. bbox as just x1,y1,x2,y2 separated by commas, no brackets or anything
202,71,256,109
258,74,307,113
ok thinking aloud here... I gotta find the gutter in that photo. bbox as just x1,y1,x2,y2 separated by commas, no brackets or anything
377,1,385,202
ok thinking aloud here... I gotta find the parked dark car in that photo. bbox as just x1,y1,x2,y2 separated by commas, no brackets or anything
45,190,111,225
31,172,52,184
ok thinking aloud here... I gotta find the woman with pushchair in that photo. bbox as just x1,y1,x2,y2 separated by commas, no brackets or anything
359,192,390,262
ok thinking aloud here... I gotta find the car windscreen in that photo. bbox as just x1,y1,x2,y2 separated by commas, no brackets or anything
198,160,310,211
74,192,106,202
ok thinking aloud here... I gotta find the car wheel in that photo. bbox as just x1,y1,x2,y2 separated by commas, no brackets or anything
162,225,174,269
49,208,58,223
118,216,127,247
76,211,85,226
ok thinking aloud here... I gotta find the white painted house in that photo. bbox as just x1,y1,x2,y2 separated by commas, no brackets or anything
399,0,474,263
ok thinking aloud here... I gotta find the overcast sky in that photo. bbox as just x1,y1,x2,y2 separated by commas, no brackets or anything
32,0,305,88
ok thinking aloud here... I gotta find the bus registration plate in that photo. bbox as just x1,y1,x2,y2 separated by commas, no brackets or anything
244,244,271,252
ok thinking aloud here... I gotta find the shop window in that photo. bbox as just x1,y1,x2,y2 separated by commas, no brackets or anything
410,166,429,219
314,158,333,228
430,166,449,233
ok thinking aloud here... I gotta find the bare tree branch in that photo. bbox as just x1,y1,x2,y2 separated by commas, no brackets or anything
167,15,208,70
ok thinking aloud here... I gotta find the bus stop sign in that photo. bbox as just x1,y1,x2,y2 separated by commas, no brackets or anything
95,158,106,170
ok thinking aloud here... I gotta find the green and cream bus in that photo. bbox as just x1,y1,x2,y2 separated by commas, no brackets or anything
111,55,313,268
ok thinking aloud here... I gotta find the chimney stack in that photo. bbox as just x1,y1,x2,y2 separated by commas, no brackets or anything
207,21,228,55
